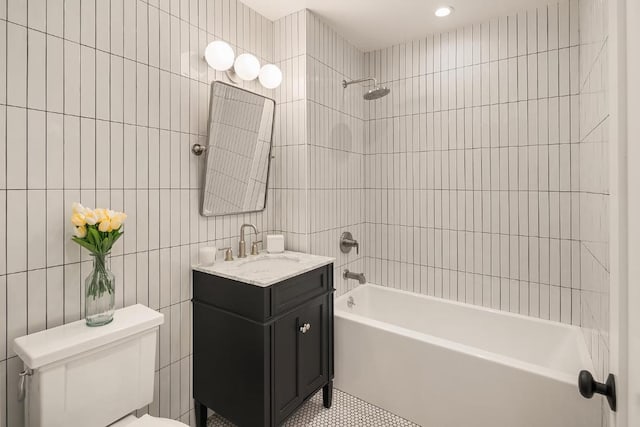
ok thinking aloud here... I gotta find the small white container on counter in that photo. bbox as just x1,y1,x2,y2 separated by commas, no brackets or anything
199,246,217,266
266,235,285,253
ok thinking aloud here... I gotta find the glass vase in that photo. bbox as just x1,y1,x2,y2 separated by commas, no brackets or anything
85,253,116,326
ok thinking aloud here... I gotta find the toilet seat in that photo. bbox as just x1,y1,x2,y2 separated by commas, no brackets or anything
111,414,189,427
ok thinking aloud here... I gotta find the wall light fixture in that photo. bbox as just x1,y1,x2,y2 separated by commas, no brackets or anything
203,40,282,89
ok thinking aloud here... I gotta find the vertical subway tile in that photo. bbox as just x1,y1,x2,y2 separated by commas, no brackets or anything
0,20,5,106
46,190,64,267
64,40,81,116
111,0,124,56
28,0,47,31
63,115,81,188
0,191,5,276
46,113,64,189
6,106,27,190
27,29,46,110
64,0,81,42
46,35,64,113
7,272,27,357
111,55,124,122
0,275,5,359
80,0,96,46
81,46,96,118
27,268,47,334
7,23,27,107
27,190,47,270
123,0,137,60
7,0,26,25
6,190,27,274
47,0,64,37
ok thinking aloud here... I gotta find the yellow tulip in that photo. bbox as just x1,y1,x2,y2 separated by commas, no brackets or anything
94,208,108,222
71,212,86,226
110,212,127,229
74,225,87,238
98,220,112,232
84,210,99,225
72,202,87,215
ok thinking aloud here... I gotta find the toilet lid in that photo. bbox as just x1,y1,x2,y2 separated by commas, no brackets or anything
130,415,189,427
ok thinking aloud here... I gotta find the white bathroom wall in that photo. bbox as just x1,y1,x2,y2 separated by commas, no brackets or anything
0,0,277,425
362,1,583,324
271,10,309,253
306,12,366,296
271,10,366,296
578,0,610,423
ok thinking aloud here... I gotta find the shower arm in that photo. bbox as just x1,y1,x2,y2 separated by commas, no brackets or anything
342,77,378,88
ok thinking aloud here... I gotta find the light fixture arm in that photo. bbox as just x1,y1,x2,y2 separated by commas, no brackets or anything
225,68,242,84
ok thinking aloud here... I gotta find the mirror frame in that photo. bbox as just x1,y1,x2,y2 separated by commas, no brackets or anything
200,80,276,217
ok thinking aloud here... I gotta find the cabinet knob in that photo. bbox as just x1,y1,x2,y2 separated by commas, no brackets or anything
299,323,311,334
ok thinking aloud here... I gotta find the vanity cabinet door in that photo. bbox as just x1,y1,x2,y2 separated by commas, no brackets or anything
273,294,330,425
298,296,329,398
273,305,305,425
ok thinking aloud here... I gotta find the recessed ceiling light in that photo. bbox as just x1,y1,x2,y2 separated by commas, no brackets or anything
435,6,453,17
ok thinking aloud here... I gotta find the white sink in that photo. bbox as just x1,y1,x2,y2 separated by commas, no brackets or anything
239,255,301,272
193,251,334,287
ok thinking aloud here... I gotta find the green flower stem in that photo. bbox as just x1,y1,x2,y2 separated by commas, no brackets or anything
88,253,114,300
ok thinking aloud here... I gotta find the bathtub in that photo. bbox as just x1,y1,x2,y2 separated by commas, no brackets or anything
334,284,602,427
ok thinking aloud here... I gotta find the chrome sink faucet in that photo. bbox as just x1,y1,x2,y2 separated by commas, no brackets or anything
239,224,258,258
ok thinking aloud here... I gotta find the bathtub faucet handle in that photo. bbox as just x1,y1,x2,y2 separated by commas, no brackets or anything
340,232,359,255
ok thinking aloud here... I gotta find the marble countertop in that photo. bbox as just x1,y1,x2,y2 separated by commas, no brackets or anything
192,250,335,287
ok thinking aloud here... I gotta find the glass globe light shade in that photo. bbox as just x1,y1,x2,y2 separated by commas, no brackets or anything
258,64,283,89
204,40,235,71
233,53,261,81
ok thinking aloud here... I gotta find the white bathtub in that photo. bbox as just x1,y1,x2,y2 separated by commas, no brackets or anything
334,284,602,427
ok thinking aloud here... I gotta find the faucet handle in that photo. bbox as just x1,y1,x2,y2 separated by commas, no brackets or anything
220,247,234,261
340,232,359,255
251,240,263,256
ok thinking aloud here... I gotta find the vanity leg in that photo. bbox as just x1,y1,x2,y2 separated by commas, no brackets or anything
194,400,208,427
323,381,333,409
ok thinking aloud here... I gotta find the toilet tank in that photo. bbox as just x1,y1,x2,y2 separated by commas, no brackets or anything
13,304,164,427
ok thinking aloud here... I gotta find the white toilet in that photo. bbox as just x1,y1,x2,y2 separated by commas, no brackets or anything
13,304,189,427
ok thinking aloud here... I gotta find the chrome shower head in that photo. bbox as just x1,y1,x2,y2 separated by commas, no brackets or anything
364,86,390,100
342,77,391,101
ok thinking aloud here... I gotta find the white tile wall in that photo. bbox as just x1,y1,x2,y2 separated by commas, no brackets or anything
271,11,366,297
305,12,366,296
0,0,278,425
362,1,583,324
272,10,310,253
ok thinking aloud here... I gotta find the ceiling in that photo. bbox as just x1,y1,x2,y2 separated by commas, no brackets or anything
240,0,551,51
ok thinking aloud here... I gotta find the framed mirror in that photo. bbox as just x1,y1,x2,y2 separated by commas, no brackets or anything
200,81,275,216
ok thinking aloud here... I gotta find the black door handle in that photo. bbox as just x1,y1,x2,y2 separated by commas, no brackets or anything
578,370,616,411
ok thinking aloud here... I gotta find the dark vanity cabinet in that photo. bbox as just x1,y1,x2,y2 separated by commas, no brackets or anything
192,264,334,427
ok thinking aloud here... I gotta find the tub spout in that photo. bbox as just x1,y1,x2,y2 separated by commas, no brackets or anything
343,269,366,284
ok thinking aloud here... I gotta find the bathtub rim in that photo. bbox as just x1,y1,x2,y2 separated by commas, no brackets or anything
335,283,594,386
